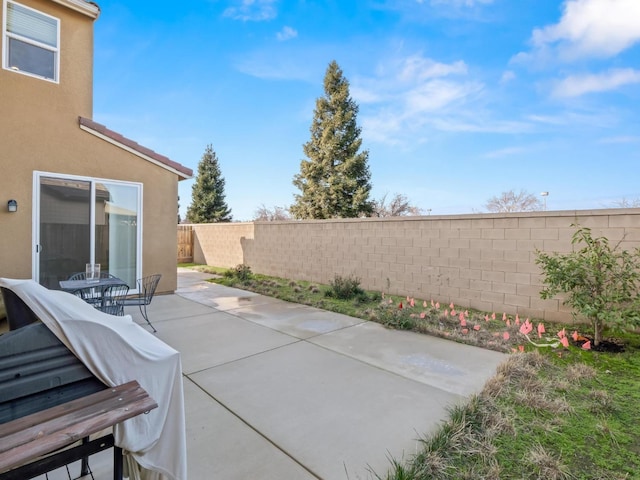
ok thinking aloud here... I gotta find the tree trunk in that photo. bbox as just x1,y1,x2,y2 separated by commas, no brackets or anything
593,319,602,347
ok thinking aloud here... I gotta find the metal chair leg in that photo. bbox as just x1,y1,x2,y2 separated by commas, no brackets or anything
139,303,156,332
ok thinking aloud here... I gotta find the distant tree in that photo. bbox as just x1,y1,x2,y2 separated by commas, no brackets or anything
485,189,543,213
372,193,424,217
611,197,640,208
186,145,232,223
253,205,291,221
290,60,373,219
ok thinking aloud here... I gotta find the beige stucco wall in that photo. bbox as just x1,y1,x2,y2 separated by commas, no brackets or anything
0,0,181,293
190,209,640,322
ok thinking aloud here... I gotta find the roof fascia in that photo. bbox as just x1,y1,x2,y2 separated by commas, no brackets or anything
50,0,100,19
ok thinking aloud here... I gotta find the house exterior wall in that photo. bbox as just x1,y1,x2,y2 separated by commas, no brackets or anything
0,0,181,292
189,209,640,322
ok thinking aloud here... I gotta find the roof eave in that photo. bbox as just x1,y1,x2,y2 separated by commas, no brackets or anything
79,118,193,180
51,0,100,19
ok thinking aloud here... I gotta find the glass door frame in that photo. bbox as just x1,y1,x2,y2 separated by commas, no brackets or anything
32,170,143,292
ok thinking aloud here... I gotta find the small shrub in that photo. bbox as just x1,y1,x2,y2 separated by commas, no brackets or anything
225,264,253,283
325,274,364,300
353,291,372,304
536,224,640,346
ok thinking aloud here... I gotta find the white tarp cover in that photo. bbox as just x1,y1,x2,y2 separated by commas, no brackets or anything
0,278,187,480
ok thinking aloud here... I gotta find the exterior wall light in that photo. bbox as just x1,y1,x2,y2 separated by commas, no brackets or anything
7,199,17,212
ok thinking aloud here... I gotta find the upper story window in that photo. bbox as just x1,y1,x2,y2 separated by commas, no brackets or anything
2,0,59,82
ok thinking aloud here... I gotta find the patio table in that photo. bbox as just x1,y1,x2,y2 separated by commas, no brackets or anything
59,277,128,312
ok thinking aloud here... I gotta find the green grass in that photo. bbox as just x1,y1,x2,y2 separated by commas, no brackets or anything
185,264,640,479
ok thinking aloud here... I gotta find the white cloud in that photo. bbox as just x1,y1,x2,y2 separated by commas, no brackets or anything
526,110,618,129
429,0,494,6
397,56,467,82
353,54,530,145
276,26,297,41
234,56,312,81
500,70,516,84
482,146,527,158
223,0,278,21
552,68,640,97
598,135,640,144
519,0,640,62
354,55,469,105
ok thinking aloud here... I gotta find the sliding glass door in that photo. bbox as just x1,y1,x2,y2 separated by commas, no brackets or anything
34,172,142,290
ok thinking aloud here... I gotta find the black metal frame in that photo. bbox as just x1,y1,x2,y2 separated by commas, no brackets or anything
122,274,161,332
0,434,123,480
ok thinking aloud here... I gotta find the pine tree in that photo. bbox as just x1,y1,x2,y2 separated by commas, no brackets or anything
186,145,232,223
290,61,373,219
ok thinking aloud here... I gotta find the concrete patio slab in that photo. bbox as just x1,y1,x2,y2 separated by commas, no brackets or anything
27,268,507,480
228,302,366,339
184,378,318,480
179,289,282,312
190,340,462,480
124,293,214,325
309,321,506,396
155,310,300,375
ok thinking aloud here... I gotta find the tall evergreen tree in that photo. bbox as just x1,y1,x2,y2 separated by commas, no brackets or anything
186,144,232,223
290,60,373,219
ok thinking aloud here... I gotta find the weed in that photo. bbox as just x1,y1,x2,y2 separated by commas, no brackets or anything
526,444,572,480
566,363,597,382
589,390,616,415
595,420,620,447
224,264,253,283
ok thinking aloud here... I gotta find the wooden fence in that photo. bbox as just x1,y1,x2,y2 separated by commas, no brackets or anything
177,225,193,263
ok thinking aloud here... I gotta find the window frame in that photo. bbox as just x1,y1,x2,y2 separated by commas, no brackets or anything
2,0,60,83
33,171,144,293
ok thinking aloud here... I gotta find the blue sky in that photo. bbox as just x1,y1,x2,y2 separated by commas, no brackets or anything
91,0,640,221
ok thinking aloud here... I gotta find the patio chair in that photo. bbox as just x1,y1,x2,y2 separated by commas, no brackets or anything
72,286,103,309
68,272,117,280
100,284,130,316
67,272,118,306
122,274,161,332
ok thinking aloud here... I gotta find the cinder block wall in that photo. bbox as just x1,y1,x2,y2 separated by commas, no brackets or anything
191,223,255,267
190,209,640,322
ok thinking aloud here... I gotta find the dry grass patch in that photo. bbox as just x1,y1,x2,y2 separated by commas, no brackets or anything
526,444,572,480
566,363,597,382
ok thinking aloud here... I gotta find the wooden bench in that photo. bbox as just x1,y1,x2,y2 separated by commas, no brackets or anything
0,380,157,480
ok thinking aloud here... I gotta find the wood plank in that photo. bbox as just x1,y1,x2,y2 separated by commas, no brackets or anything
0,381,143,437
0,380,157,472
